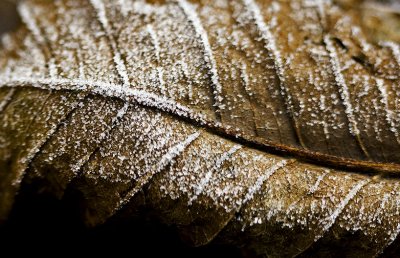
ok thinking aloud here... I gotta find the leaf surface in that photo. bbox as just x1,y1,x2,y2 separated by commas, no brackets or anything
1,0,400,256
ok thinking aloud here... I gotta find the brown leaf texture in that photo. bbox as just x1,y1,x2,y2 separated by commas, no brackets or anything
0,0,400,256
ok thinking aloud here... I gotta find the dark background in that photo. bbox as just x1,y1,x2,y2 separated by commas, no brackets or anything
0,186,243,257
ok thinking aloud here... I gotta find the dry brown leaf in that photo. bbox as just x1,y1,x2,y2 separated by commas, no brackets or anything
1,0,400,256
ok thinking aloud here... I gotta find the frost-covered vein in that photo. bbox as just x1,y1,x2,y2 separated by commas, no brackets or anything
324,35,370,157
235,161,290,228
381,41,400,67
147,25,166,95
48,58,58,79
377,183,400,255
180,59,193,100
242,0,284,80
18,2,45,44
69,102,130,174
309,169,330,194
324,36,360,136
176,0,225,115
0,89,16,113
240,63,251,96
156,69,164,95
375,78,400,143
242,160,289,204
116,131,201,211
190,145,242,203
147,25,161,61
3,77,400,175
315,179,370,241
11,95,84,186
89,0,130,86
287,169,331,220
0,77,207,124
316,0,327,24
242,0,306,148
319,96,331,140
117,0,129,16
76,47,86,80
308,0,329,26
18,1,56,78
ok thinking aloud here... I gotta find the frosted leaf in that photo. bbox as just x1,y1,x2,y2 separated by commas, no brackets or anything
1,0,400,256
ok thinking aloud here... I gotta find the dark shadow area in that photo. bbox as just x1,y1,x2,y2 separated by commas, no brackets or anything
0,0,21,38
0,183,243,257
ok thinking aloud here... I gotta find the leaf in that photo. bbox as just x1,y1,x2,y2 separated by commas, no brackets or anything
337,0,400,44
0,0,21,37
0,0,400,256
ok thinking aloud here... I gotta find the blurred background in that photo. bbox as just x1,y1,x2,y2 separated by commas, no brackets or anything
0,0,20,37
337,0,400,43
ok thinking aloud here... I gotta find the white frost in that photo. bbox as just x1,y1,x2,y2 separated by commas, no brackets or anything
242,0,285,82
147,25,166,95
177,0,225,110
242,160,288,204
189,145,242,203
0,77,208,125
240,63,252,96
117,131,201,209
146,25,161,61
18,2,45,44
49,58,58,79
89,0,130,87
0,89,16,113
375,78,400,142
316,179,370,240
309,169,330,194
381,41,400,67
157,132,201,173
324,35,360,136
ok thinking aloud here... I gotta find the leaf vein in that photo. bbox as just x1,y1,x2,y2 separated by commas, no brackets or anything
242,0,307,149
116,131,201,212
177,0,224,121
1,77,400,174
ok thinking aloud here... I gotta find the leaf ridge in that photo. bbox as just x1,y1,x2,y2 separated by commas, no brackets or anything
382,41,400,67
0,88,15,113
189,144,243,203
116,131,201,213
176,0,224,121
315,178,371,241
242,159,289,204
89,0,130,86
241,0,307,149
2,77,400,175
324,35,371,158
374,77,400,144
12,94,85,187
18,1,58,78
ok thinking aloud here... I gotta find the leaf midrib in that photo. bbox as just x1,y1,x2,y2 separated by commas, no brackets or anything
1,78,399,175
